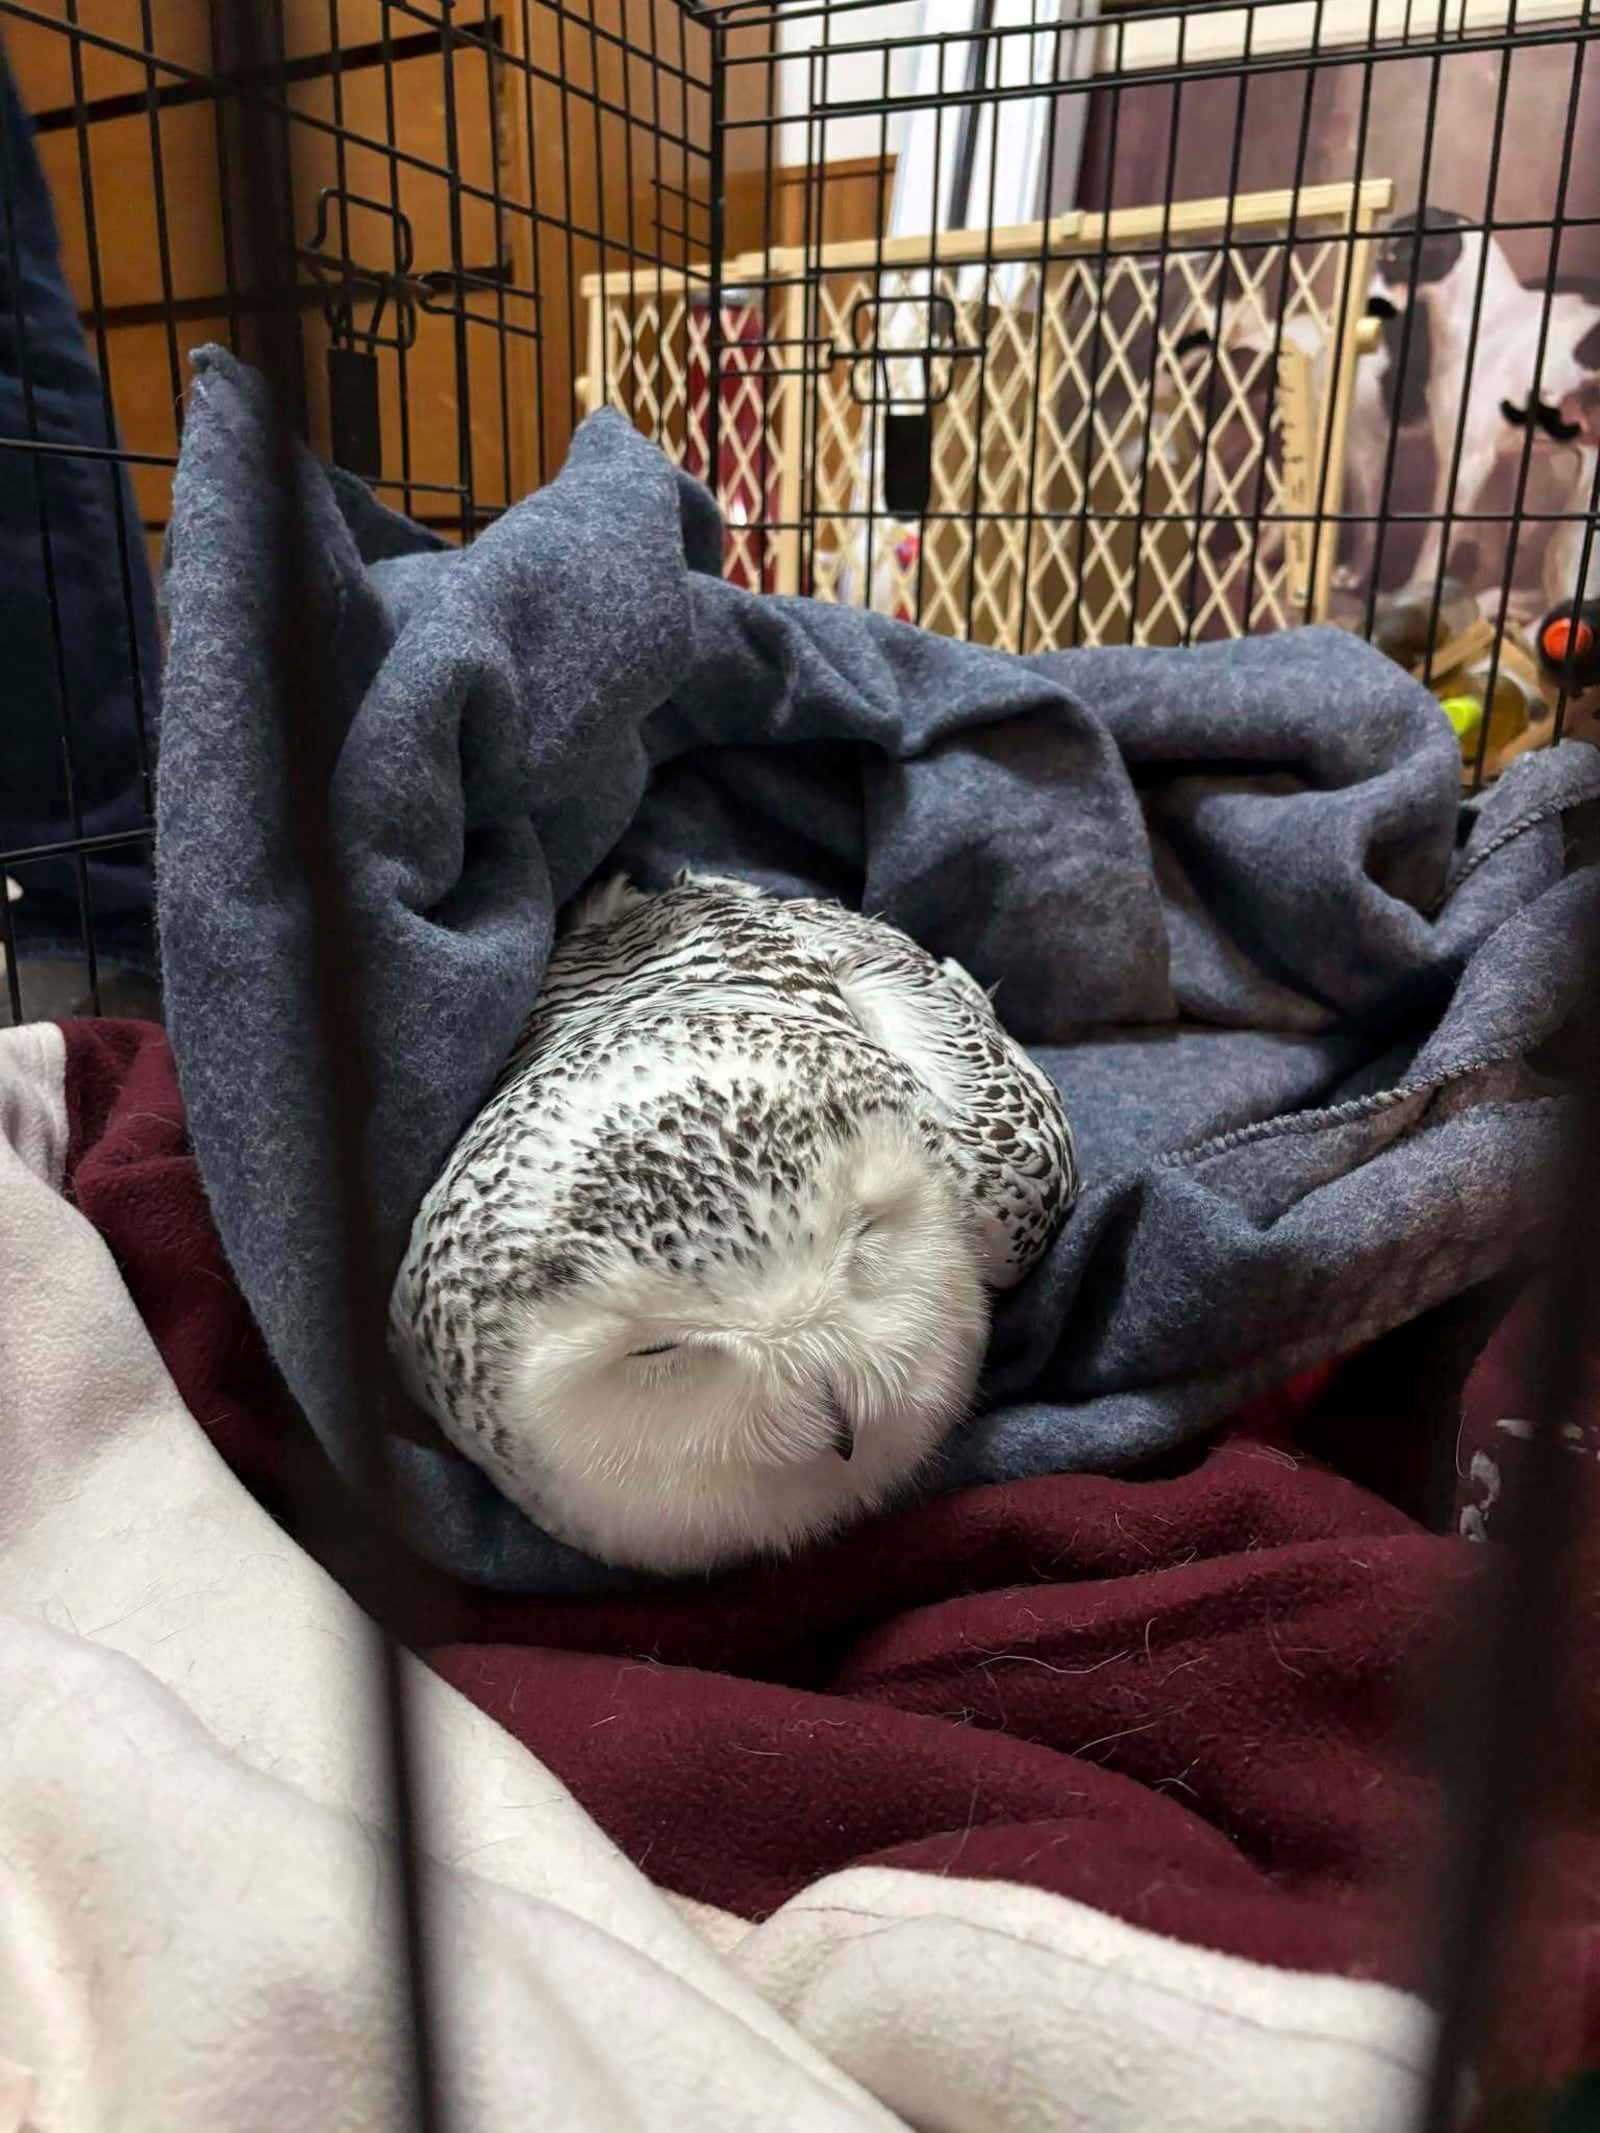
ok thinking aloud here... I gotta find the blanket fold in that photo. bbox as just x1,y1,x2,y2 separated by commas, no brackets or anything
157,347,1600,1591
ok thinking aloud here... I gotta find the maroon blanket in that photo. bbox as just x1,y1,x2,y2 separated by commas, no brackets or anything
62,1017,1600,2101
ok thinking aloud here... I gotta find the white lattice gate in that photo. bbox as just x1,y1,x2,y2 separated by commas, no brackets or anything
579,181,1391,650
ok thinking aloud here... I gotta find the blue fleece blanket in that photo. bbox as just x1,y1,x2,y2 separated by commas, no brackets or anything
157,346,1600,1592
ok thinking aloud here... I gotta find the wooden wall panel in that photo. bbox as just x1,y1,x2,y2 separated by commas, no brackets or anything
6,2,402,110
725,153,897,255
4,1,735,527
98,315,226,531
497,0,718,480
3,2,212,111
35,98,230,310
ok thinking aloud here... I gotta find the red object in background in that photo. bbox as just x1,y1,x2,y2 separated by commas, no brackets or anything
890,530,920,623
684,311,928,614
1545,619,1591,662
1538,601,1600,685
685,294,783,592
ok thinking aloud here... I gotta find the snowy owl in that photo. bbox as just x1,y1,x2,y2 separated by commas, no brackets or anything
389,873,1077,1573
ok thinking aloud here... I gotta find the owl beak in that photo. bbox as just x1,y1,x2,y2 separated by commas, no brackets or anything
826,1390,855,1462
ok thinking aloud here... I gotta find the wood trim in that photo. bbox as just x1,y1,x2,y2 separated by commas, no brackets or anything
1276,344,1317,616
582,180,1395,297
1312,199,1385,619
1097,0,1581,72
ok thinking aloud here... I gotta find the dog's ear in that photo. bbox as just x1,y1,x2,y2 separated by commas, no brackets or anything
1378,206,1468,289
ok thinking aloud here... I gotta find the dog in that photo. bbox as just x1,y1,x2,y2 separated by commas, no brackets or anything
1366,207,1600,618
1164,213,1600,621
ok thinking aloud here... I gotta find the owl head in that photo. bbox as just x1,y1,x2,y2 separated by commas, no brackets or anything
393,1055,988,1575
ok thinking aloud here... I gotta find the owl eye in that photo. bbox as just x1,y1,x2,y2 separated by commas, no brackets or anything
629,1342,680,1358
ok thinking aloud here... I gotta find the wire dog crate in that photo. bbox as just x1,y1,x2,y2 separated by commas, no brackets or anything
2,4,1599,2130
4,0,1600,1039
4,4,1600,1017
